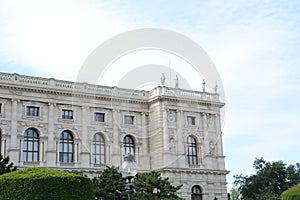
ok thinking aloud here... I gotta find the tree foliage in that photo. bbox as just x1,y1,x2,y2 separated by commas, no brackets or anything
233,158,300,200
0,167,94,200
281,183,300,200
134,171,183,200
93,167,183,200
93,166,127,200
228,187,242,200
0,153,16,175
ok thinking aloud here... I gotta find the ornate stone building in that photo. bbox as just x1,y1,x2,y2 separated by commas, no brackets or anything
0,72,228,199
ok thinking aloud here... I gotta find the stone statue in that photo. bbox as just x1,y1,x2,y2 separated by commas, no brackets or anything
161,73,166,86
214,81,218,93
209,141,215,156
169,138,175,152
202,79,206,92
175,75,179,88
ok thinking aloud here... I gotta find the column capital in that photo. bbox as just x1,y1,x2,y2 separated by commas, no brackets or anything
81,106,89,110
11,98,20,103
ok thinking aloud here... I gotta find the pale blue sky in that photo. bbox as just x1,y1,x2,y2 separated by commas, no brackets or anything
0,0,300,190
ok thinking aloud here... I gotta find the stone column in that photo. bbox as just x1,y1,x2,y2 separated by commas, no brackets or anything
215,114,223,156
162,108,168,152
47,103,55,149
81,106,88,150
111,109,120,165
9,99,19,164
176,110,184,167
202,113,210,167
176,110,184,154
80,106,89,167
39,140,44,165
46,103,56,166
10,99,18,148
215,113,226,170
0,133,2,155
74,140,78,166
0,138,2,155
140,112,150,169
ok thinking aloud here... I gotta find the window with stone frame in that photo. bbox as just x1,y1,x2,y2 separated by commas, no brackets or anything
187,135,198,166
123,135,135,157
124,115,134,125
62,109,73,120
59,131,74,163
92,133,105,164
94,112,105,123
191,185,202,200
26,106,40,117
0,103,2,114
23,128,39,162
187,116,196,125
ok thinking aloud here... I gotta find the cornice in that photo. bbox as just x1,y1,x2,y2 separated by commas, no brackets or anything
160,167,230,175
0,72,225,107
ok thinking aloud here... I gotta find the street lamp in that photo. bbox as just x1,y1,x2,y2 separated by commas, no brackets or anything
121,153,138,200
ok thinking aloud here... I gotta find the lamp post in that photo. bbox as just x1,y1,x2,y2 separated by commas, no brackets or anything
121,153,138,200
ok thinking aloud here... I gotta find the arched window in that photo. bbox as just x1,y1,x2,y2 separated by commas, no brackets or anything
191,185,202,200
23,128,39,162
187,135,198,166
92,133,105,164
123,135,135,156
59,131,74,163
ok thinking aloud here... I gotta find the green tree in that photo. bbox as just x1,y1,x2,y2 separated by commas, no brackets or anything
0,167,94,200
233,158,300,200
93,166,127,200
229,187,241,200
133,171,183,200
281,183,300,200
93,168,183,200
0,153,16,175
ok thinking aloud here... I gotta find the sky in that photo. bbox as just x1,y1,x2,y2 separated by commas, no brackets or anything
1,0,300,190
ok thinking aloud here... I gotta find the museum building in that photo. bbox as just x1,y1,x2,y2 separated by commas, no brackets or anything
0,72,228,199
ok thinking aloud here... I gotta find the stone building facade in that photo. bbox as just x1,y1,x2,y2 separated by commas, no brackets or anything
0,72,228,199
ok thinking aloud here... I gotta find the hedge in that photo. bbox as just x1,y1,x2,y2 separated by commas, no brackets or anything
0,167,94,200
281,184,300,200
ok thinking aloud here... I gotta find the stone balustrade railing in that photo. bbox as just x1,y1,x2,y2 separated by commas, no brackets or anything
149,86,220,102
0,72,220,102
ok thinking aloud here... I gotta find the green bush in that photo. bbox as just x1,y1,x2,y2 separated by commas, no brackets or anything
281,184,300,200
0,167,94,200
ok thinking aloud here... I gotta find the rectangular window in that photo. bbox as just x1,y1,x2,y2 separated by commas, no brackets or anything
124,115,134,125
26,106,39,117
0,103,2,114
62,109,73,120
187,116,196,125
94,113,105,122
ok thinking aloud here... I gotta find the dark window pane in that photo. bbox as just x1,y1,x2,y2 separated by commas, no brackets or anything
187,136,198,166
62,109,73,119
23,128,39,162
92,133,105,164
26,106,39,117
123,135,135,157
94,113,105,122
59,131,74,163
124,115,134,124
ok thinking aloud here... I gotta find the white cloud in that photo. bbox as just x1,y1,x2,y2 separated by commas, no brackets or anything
0,0,129,80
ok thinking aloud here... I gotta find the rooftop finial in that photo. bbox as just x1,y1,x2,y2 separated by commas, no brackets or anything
202,79,206,92
161,73,166,86
175,75,179,88
214,81,218,93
